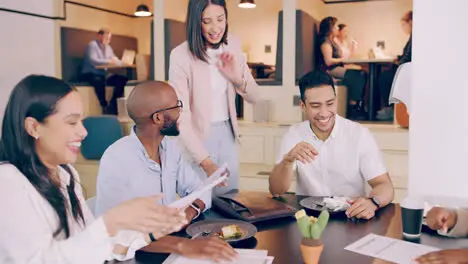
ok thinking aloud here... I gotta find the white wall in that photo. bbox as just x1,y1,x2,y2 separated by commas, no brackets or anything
159,0,283,65
323,0,413,57
59,0,187,81
0,0,59,131
0,0,56,15
161,0,283,66
60,0,153,55
228,0,282,65
243,0,303,124
408,0,468,199
164,0,188,21
298,0,325,20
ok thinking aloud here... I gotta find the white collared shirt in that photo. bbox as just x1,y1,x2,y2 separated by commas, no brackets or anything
276,115,387,197
207,47,230,122
0,163,147,263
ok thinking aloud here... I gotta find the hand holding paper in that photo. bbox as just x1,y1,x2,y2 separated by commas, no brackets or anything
168,164,229,210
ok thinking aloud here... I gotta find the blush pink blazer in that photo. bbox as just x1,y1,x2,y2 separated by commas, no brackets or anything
169,35,261,164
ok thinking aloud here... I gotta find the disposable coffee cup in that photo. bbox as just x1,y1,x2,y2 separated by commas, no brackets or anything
400,197,425,238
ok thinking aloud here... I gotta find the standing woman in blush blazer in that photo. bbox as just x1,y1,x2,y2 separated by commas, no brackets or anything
169,0,260,195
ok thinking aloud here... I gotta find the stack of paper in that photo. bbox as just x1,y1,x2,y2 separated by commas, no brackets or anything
345,233,439,264
163,249,274,264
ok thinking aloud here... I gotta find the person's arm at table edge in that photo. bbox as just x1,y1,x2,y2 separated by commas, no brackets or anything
269,159,295,196
176,151,210,215
445,208,468,237
367,173,394,208
269,130,301,196
321,43,344,67
183,199,206,222
139,236,191,254
359,128,394,209
108,45,123,65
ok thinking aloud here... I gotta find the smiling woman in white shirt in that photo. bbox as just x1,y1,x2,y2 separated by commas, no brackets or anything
0,75,187,263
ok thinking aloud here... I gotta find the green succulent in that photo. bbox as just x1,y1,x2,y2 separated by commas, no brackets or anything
295,209,330,239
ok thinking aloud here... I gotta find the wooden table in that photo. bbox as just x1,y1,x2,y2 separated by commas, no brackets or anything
95,64,136,80
344,58,394,121
114,194,468,264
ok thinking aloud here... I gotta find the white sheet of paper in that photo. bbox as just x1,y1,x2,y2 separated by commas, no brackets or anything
168,163,228,209
162,249,273,264
345,233,439,264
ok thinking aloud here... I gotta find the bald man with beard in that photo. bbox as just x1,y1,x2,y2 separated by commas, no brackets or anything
95,81,236,261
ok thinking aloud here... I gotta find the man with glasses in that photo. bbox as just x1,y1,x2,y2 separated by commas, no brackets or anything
95,81,236,261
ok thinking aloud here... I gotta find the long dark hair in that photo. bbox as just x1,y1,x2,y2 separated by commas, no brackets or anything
319,16,338,40
0,75,85,238
186,0,229,62
401,10,413,23
338,23,347,31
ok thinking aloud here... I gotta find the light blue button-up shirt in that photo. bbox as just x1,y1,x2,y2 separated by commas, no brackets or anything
82,40,117,76
95,129,211,216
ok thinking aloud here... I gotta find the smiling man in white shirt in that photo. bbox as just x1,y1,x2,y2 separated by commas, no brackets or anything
269,70,394,220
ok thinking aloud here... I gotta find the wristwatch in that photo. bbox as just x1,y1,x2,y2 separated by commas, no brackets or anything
149,232,157,242
370,196,381,208
190,202,201,219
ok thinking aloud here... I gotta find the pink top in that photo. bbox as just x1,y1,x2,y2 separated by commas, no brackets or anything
169,35,261,164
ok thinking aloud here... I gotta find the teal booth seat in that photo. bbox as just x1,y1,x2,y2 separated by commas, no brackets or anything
81,116,123,160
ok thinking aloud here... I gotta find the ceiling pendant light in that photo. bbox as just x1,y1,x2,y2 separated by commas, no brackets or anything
135,4,152,17
238,0,256,9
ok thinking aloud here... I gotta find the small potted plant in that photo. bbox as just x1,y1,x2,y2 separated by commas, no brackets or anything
295,209,330,264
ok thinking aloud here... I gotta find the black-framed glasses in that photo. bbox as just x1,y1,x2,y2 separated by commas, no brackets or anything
149,100,183,119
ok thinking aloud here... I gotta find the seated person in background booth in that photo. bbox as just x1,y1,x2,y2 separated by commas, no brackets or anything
335,24,357,60
81,28,129,115
376,11,413,121
269,70,394,220
0,75,187,263
415,207,468,263
95,81,236,262
318,16,368,120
